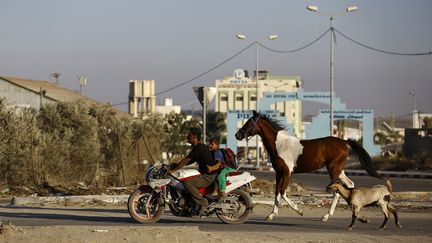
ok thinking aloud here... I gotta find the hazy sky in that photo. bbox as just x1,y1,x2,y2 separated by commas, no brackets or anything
1,0,431,117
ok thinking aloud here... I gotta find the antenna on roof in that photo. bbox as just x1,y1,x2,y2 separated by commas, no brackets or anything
50,73,61,84
78,74,87,96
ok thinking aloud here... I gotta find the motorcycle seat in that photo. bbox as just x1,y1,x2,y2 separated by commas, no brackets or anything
227,171,243,176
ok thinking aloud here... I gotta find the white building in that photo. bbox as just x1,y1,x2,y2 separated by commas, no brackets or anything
129,80,181,118
215,69,303,138
156,98,181,116
129,80,156,117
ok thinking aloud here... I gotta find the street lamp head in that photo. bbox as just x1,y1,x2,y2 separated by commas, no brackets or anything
307,5,318,12
236,34,246,40
409,91,415,96
346,6,358,13
268,35,278,40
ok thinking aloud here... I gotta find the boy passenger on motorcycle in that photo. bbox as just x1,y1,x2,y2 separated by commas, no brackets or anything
168,127,219,215
208,136,235,197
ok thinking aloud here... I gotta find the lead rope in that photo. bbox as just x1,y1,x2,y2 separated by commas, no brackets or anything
235,115,260,171
235,138,249,172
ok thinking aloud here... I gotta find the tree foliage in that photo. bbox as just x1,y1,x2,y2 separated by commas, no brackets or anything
0,98,206,188
206,111,226,143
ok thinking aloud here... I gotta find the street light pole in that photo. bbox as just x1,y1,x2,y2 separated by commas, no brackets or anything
330,16,334,136
307,5,357,136
236,34,278,169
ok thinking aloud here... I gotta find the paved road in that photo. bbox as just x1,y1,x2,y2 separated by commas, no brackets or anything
0,174,430,238
0,204,431,237
252,172,432,192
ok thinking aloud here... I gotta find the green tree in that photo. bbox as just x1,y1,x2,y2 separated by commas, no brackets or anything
38,101,101,185
423,117,432,128
0,99,43,186
206,111,226,143
163,112,201,159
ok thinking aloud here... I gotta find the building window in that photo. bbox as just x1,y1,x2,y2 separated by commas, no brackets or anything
250,96,257,101
236,96,243,101
221,96,228,101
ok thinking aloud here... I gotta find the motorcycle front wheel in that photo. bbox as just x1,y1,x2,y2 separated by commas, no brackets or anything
128,187,164,223
216,188,253,224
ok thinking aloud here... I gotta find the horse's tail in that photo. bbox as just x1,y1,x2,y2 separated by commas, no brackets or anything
346,139,383,179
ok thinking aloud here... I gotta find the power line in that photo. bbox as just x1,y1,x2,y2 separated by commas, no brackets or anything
334,28,432,56
259,28,331,53
155,42,255,96
112,42,255,106
112,27,431,108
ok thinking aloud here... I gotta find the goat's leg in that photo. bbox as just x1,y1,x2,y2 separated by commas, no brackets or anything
266,174,282,221
348,207,360,230
321,193,340,222
358,217,370,224
379,203,390,230
388,204,402,228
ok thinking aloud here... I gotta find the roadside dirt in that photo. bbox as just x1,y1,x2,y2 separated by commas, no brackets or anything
1,177,283,198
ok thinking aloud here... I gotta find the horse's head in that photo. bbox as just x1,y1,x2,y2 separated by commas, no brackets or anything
235,110,261,141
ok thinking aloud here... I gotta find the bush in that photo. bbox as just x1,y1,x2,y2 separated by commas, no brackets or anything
38,101,101,185
0,101,44,186
0,99,199,188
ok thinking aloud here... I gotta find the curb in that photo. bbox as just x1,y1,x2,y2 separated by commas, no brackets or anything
312,169,432,179
10,192,432,208
242,167,432,179
11,195,129,206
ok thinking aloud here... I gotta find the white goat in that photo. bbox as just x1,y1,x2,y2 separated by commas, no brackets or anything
327,178,402,230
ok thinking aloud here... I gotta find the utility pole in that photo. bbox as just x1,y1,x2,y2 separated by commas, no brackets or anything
78,74,87,96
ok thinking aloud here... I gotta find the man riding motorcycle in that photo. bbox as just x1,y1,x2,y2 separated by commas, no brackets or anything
168,127,219,215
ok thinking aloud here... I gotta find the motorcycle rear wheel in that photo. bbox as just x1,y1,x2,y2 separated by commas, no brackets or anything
216,189,253,224
128,188,164,223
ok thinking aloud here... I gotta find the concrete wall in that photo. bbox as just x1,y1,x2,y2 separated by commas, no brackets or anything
0,80,54,109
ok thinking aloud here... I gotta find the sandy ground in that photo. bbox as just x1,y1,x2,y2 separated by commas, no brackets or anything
2,225,430,243
2,224,431,243
1,205,431,243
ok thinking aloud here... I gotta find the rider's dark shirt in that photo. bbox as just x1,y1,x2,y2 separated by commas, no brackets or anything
187,143,217,174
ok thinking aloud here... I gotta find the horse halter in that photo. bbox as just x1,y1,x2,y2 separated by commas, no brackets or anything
238,115,261,142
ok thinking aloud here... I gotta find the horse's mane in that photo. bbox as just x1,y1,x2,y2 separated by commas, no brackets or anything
257,112,285,131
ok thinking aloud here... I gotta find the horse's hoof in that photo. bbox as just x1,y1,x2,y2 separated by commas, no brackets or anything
397,223,402,229
347,227,353,231
297,209,304,216
321,215,329,222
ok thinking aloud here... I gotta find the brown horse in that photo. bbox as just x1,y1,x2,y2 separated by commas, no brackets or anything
235,110,382,221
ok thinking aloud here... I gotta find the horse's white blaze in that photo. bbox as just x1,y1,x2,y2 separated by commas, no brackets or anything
275,131,303,172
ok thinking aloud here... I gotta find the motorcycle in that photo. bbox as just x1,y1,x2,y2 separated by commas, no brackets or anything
127,162,256,224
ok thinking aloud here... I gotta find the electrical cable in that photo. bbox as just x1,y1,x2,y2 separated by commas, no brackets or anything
112,42,255,106
155,42,255,96
334,28,432,56
259,28,331,53
112,28,431,107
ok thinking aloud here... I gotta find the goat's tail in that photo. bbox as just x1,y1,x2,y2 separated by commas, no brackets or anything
346,139,383,179
385,177,393,193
